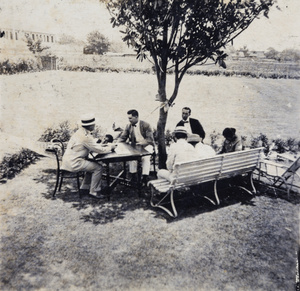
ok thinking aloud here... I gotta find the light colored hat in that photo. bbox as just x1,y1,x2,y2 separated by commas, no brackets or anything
187,134,201,143
173,126,187,135
80,113,96,126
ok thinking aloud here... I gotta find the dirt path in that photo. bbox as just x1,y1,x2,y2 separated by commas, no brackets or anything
0,156,299,290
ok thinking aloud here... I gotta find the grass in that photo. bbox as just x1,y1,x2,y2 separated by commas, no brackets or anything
1,157,298,290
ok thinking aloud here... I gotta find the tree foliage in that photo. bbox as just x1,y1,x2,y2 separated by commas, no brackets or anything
265,47,279,60
84,30,110,55
279,48,300,62
105,0,275,167
24,33,49,54
265,47,300,62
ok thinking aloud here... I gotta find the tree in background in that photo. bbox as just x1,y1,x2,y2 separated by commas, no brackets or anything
265,47,279,60
279,48,300,62
24,33,50,69
84,31,110,55
25,33,49,55
104,0,275,168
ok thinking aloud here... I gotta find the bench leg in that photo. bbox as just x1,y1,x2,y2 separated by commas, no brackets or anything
150,187,178,218
213,180,221,205
236,172,256,196
249,172,256,194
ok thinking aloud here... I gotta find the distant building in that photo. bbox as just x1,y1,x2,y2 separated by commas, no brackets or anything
0,28,55,43
0,28,56,61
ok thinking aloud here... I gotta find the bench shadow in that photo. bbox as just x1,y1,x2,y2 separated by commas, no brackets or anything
159,181,300,223
155,183,258,223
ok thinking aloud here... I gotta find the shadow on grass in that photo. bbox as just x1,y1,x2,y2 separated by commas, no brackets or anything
149,179,300,223
255,181,300,205
37,168,300,224
156,182,259,223
38,168,152,225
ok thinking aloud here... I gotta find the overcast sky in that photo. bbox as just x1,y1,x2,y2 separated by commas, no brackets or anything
1,0,299,51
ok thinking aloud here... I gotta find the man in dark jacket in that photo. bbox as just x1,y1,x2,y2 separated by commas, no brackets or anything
176,107,205,141
118,109,155,184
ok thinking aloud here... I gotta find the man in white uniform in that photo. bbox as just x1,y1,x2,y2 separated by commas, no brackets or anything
61,113,116,198
157,126,197,183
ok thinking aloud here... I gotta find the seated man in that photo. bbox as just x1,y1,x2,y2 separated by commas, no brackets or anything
218,127,242,154
157,127,197,182
61,113,116,198
187,134,216,158
118,109,155,184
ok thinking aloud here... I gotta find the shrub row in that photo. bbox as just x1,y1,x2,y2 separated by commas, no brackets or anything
209,132,300,155
60,65,299,79
59,65,153,74
0,149,40,180
1,58,299,80
1,125,299,182
186,69,300,79
40,121,300,155
0,59,41,75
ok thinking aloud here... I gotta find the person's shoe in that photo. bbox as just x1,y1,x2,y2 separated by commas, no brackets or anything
88,192,106,199
142,175,149,187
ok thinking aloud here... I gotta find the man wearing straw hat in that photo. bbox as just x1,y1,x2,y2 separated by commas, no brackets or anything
62,113,116,198
157,126,197,182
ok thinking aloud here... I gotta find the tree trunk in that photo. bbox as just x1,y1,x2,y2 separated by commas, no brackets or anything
157,107,168,169
156,76,181,169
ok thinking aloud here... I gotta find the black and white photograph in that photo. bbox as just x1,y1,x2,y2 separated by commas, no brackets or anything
0,0,299,290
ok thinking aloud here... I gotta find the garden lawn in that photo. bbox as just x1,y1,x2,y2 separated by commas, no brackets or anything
0,156,299,290
0,71,299,141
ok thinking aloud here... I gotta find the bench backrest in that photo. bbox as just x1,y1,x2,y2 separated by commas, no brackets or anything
173,147,264,186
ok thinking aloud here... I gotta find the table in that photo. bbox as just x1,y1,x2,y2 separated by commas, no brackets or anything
91,143,152,200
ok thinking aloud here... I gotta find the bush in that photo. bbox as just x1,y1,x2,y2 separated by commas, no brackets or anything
0,58,40,75
38,121,105,143
39,121,75,142
250,133,269,148
273,138,287,154
250,134,300,155
210,130,222,152
0,149,40,180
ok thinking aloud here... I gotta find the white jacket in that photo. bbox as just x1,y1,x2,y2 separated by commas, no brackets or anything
166,139,197,172
61,127,113,171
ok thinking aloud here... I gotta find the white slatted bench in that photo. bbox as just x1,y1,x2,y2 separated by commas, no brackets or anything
149,147,264,217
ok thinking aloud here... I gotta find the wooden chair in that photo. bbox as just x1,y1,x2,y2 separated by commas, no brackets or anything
46,138,84,198
257,156,300,197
